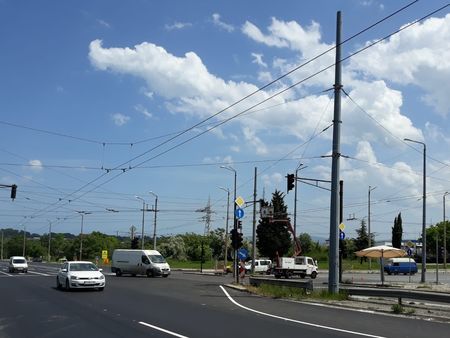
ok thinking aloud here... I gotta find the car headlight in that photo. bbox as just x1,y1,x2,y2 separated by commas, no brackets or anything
99,275,105,280
71,275,79,280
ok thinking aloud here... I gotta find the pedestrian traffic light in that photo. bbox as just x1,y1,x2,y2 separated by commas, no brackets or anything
230,228,238,249
10,184,17,200
287,174,295,192
237,220,242,229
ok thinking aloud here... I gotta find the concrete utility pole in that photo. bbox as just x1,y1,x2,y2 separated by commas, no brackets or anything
368,186,376,270
328,11,342,294
293,163,305,239
444,192,448,270
219,186,230,273
251,167,257,274
77,211,91,261
135,196,146,250
48,220,52,262
404,138,426,283
150,191,158,250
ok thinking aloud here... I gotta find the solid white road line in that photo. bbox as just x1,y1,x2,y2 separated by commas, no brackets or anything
0,270,13,276
28,270,51,276
219,285,387,338
139,321,189,338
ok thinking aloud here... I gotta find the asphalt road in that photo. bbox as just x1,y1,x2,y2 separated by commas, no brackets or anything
1,262,449,338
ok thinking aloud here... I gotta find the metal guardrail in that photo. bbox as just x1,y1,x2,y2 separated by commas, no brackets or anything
249,277,450,304
342,286,450,304
249,276,313,291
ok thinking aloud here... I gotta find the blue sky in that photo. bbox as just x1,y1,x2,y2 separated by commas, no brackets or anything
1,0,449,244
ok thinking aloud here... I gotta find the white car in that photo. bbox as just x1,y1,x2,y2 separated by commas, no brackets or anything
56,261,105,291
9,256,28,273
245,259,272,274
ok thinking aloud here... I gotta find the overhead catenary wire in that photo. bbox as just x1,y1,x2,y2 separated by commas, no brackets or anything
10,1,443,231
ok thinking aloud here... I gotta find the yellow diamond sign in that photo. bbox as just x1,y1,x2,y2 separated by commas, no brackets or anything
339,223,345,231
235,196,245,208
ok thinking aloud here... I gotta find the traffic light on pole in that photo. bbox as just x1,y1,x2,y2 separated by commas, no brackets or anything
287,174,295,192
230,228,238,249
10,184,17,200
237,232,243,248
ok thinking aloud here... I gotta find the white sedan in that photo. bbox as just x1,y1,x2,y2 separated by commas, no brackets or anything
56,261,105,291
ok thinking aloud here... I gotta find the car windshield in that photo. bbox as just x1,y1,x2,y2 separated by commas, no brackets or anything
13,259,26,264
149,255,166,263
70,263,98,271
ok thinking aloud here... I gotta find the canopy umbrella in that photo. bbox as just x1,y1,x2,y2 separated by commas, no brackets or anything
355,245,406,285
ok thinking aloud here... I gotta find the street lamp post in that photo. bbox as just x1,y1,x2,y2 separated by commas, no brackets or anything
293,163,306,239
219,186,230,274
404,138,426,283
220,165,238,283
136,196,146,250
368,186,376,270
149,191,158,250
444,192,449,270
77,211,91,261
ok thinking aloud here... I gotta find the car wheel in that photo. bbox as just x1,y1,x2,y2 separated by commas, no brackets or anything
56,277,62,289
311,271,317,279
115,269,122,277
65,279,70,291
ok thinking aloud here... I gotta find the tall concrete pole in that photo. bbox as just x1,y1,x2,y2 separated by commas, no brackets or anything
219,187,230,273
368,186,376,270
444,192,448,270
48,220,52,262
251,167,257,274
404,138,426,282
150,192,158,250
328,11,342,294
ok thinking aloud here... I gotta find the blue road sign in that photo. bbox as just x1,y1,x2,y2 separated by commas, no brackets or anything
339,231,345,240
407,248,413,256
235,208,244,219
238,248,248,260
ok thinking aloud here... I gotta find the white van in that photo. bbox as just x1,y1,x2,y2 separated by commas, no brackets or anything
244,259,272,273
111,249,170,277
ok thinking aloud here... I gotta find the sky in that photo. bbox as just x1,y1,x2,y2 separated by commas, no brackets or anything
1,0,450,244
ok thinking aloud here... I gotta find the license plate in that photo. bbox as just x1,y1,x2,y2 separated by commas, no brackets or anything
84,281,95,285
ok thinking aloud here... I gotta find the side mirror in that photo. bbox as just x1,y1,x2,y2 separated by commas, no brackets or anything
98,268,103,272
61,268,68,272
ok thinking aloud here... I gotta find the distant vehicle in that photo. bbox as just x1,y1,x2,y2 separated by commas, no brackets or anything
245,259,272,274
111,249,171,277
384,257,417,275
58,257,68,264
8,256,28,273
273,256,318,279
56,261,105,291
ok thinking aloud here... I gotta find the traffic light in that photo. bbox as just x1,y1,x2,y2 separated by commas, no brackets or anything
287,174,295,192
237,232,243,248
131,237,139,249
230,228,238,249
10,184,17,200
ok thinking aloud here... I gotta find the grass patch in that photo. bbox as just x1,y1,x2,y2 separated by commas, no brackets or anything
249,284,349,301
391,304,404,314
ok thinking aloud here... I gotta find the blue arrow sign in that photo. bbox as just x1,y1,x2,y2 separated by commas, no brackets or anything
235,208,244,219
339,231,345,240
238,248,248,260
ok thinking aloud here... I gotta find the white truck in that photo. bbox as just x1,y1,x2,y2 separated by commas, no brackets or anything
273,256,318,279
111,249,171,277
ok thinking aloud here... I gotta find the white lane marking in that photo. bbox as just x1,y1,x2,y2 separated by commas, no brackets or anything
28,270,51,276
220,285,386,338
139,321,189,338
0,270,13,276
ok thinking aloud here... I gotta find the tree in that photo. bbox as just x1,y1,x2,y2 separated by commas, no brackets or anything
392,213,403,249
298,233,313,254
158,235,187,260
256,190,292,260
355,219,369,251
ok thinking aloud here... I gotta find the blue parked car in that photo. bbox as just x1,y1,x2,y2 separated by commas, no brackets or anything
384,258,417,275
